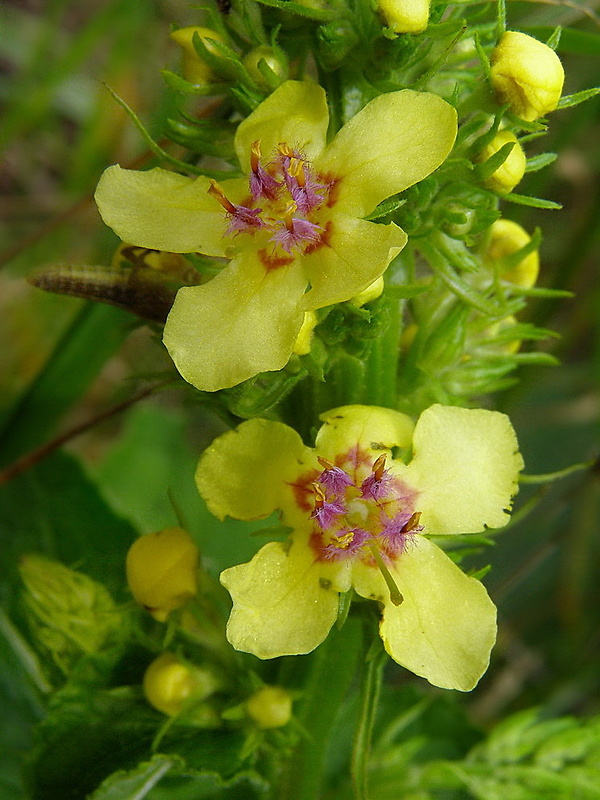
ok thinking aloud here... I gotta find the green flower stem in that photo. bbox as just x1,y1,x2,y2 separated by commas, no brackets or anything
519,461,595,484
277,616,364,800
351,635,387,800
309,352,367,418
364,295,402,407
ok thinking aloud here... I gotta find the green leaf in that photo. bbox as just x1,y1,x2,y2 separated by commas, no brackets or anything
503,193,562,210
89,754,179,800
91,404,264,574
525,27,600,57
253,0,339,21
558,87,600,110
0,449,137,599
0,303,132,468
524,153,558,173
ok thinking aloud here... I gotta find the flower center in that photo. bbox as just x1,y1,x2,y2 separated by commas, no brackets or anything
308,452,423,568
209,140,333,264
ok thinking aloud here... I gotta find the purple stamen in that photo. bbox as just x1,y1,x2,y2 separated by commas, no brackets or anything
321,527,370,560
225,204,265,235
249,165,280,202
360,470,393,501
270,217,323,254
318,466,354,496
311,498,346,529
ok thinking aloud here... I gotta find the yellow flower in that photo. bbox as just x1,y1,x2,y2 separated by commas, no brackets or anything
485,219,539,288
126,528,199,622
196,404,523,691
95,81,457,391
378,0,431,34
490,31,564,121
478,130,526,194
170,26,226,85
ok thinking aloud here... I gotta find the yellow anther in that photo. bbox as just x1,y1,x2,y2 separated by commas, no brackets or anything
311,482,326,509
402,511,421,533
317,456,335,471
278,142,295,158
372,453,387,482
288,157,306,186
208,179,236,214
332,531,354,549
250,140,262,173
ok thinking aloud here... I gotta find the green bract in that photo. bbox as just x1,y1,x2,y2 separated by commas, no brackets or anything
196,404,523,691
95,81,457,391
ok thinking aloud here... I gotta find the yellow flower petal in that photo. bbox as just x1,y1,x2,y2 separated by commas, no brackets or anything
301,215,407,311
315,90,457,218
234,80,329,172
397,404,523,534
220,539,339,658
163,251,306,392
196,418,315,522
95,166,239,255
353,537,496,691
316,405,414,460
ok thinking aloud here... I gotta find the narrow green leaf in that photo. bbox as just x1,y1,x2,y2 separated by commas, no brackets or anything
503,193,562,210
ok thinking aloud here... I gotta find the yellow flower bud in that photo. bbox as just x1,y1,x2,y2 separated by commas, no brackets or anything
490,31,564,121
143,652,222,716
126,527,199,622
485,219,539,288
170,26,226,85
350,276,385,307
478,130,526,194
243,46,288,89
377,0,430,34
245,686,293,729
292,311,318,356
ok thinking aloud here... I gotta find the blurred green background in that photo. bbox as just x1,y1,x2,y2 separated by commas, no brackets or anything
1,0,599,798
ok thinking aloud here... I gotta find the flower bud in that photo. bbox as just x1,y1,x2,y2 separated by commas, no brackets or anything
243,46,288,89
126,528,199,622
377,0,431,34
350,276,385,307
245,686,293,729
478,130,526,194
490,31,564,121
143,652,222,716
484,219,539,288
170,26,226,85
292,311,318,356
